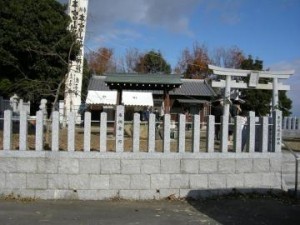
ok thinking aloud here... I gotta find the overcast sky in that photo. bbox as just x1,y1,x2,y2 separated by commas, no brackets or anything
60,0,300,116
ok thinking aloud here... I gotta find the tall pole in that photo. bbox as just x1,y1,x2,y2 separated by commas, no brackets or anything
64,0,89,124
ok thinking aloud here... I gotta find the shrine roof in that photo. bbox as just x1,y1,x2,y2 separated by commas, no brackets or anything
88,75,216,97
104,73,182,90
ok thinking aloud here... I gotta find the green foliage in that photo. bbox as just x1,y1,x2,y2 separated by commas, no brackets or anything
0,0,79,102
135,50,171,74
279,91,292,117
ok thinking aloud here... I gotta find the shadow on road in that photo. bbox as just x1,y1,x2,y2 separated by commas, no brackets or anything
186,189,300,225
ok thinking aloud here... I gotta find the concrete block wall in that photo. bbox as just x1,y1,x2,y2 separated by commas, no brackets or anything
0,151,283,200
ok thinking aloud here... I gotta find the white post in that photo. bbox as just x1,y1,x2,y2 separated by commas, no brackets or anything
68,112,76,152
19,110,28,151
192,114,200,153
163,114,170,153
206,115,215,153
178,114,186,153
35,110,44,151
100,112,107,152
115,105,124,153
3,110,12,151
52,111,60,151
148,113,156,153
247,111,256,153
84,111,91,152
133,113,140,153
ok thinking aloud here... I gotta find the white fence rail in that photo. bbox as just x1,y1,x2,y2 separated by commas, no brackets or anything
0,106,282,153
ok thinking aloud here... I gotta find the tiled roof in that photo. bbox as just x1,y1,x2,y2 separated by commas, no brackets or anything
88,76,110,91
88,75,216,97
170,79,216,97
104,73,182,85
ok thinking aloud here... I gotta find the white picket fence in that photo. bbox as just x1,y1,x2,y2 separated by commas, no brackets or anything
1,106,282,153
282,116,300,138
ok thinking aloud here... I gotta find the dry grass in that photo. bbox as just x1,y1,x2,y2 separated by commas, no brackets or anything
0,127,299,152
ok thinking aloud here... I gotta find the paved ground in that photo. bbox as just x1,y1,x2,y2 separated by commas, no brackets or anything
0,195,299,225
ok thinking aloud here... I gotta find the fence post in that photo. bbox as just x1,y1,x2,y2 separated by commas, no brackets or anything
233,116,243,153
19,110,28,151
3,110,12,151
247,111,255,153
163,114,171,153
260,116,269,152
292,117,297,130
84,111,91,152
115,105,124,153
192,114,200,153
287,117,292,130
52,111,60,151
148,113,156,153
220,115,229,153
178,114,186,153
35,110,44,151
133,113,140,153
100,112,107,152
68,112,76,152
206,115,215,153
272,110,282,153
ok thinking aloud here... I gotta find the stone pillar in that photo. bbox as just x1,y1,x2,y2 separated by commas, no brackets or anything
246,111,255,153
100,112,107,152
272,110,282,153
39,99,48,120
233,116,242,153
148,113,155,153
51,111,60,151
220,115,229,153
260,116,269,152
133,113,140,153
10,94,18,113
115,105,124,153
192,114,200,153
178,114,186,153
84,111,91,152
3,110,12,151
163,114,171,153
35,110,44,151
19,110,28,151
206,115,215,153
68,112,76,152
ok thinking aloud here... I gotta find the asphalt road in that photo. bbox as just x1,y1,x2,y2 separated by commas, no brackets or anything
0,196,299,225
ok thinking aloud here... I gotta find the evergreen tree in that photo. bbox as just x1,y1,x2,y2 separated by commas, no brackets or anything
0,0,79,104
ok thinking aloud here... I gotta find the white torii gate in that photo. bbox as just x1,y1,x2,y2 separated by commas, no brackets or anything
208,65,294,152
